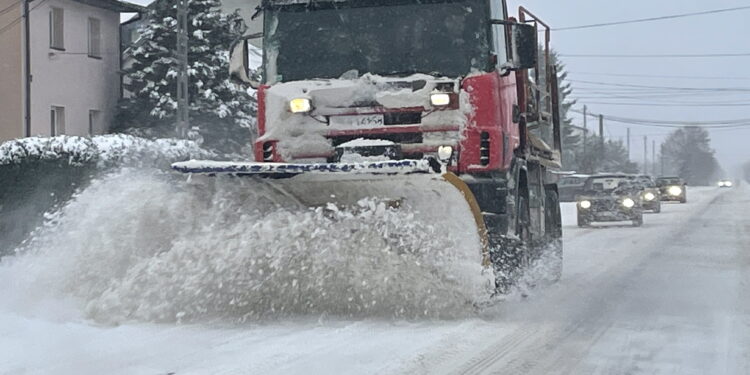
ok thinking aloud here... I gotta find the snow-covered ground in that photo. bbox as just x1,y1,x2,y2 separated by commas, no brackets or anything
1,181,749,374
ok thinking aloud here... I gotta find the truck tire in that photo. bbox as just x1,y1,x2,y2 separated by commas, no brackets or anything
493,195,530,294
653,201,661,213
544,189,563,283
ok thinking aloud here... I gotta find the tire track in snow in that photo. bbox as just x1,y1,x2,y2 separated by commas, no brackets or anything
445,188,730,375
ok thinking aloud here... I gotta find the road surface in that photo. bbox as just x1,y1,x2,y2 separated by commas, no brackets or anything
1,185,748,374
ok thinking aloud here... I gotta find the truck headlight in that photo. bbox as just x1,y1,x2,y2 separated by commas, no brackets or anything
289,98,312,113
579,200,592,209
644,192,655,201
437,145,453,162
430,93,451,107
668,186,682,196
622,198,635,208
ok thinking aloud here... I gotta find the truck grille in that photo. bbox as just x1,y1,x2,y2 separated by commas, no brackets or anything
592,199,617,211
331,133,423,147
384,112,421,126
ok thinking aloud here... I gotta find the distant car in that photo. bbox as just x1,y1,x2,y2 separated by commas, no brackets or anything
629,175,662,213
577,174,644,227
718,179,734,188
656,177,687,203
558,174,590,202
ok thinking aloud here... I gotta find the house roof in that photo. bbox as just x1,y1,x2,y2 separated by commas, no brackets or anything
71,0,146,13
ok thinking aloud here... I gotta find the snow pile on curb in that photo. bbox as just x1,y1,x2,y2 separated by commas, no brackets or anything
0,135,214,167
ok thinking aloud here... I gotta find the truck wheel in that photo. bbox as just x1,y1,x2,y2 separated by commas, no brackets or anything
653,202,661,213
632,214,643,227
680,197,687,204
493,194,531,293
544,189,563,283
548,238,563,283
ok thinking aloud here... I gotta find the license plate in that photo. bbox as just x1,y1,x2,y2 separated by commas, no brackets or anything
329,114,385,129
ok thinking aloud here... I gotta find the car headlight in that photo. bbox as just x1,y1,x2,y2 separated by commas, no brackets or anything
437,145,453,162
579,200,592,209
718,181,725,187
622,198,635,208
644,192,656,201
430,93,451,107
668,186,682,196
289,98,312,113
726,181,733,187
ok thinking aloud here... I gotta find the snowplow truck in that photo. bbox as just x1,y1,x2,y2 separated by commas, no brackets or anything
173,0,564,290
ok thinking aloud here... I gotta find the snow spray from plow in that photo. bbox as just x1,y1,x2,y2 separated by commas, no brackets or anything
0,168,491,323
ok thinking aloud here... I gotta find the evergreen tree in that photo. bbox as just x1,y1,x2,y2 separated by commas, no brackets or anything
661,126,720,185
116,0,256,154
555,59,581,170
576,135,637,174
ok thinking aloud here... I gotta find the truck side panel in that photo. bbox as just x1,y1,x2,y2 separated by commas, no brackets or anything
459,72,519,174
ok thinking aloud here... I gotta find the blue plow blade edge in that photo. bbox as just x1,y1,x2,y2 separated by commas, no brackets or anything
170,159,440,178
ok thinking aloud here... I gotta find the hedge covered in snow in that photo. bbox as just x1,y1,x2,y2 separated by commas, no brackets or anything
0,135,214,168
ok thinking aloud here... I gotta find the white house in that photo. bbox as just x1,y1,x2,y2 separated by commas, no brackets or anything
0,0,143,142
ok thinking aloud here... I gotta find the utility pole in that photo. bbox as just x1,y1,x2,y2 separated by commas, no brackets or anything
626,128,630,160
599,115,604,161
643,136,648,174
660,144,665,176
652,140,656,176
582,105,587,157
176,0,189,137
23,0,31,137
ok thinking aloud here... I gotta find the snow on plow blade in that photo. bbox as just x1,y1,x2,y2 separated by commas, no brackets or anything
171,159,490,266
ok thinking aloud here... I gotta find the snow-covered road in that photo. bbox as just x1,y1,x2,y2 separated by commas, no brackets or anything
2,185,749,374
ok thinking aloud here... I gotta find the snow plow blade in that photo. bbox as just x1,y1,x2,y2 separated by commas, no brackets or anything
172,159,490,266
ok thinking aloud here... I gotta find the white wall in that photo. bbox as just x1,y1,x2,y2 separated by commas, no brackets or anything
29,0,121,137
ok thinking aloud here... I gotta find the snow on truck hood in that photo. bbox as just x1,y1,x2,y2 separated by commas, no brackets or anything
261,73,472,161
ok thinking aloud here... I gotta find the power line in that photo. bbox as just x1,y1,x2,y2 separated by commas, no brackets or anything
560,52,750,59
0,0,48,36
572,101,750,108
569,71,750,81
0,0,22,17
570,108,750,128
569,79,750,92
555,5,750,31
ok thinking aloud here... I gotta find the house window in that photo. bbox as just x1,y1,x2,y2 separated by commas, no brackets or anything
88,18,101,58
88,110,100,135
50,106,65,136
49,7,64,50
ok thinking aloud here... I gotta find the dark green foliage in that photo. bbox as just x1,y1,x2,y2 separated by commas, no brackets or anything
0,162,94,255
661,126,720,185
576,136,638,174
117,0,256,154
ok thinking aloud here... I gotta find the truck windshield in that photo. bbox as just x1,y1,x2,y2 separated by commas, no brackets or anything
263,0,491,83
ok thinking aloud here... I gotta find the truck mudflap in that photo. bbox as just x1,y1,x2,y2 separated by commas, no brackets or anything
172,159,490,267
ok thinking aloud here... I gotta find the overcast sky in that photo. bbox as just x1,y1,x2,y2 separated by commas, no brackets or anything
511,0,750,175
125,0,750,175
